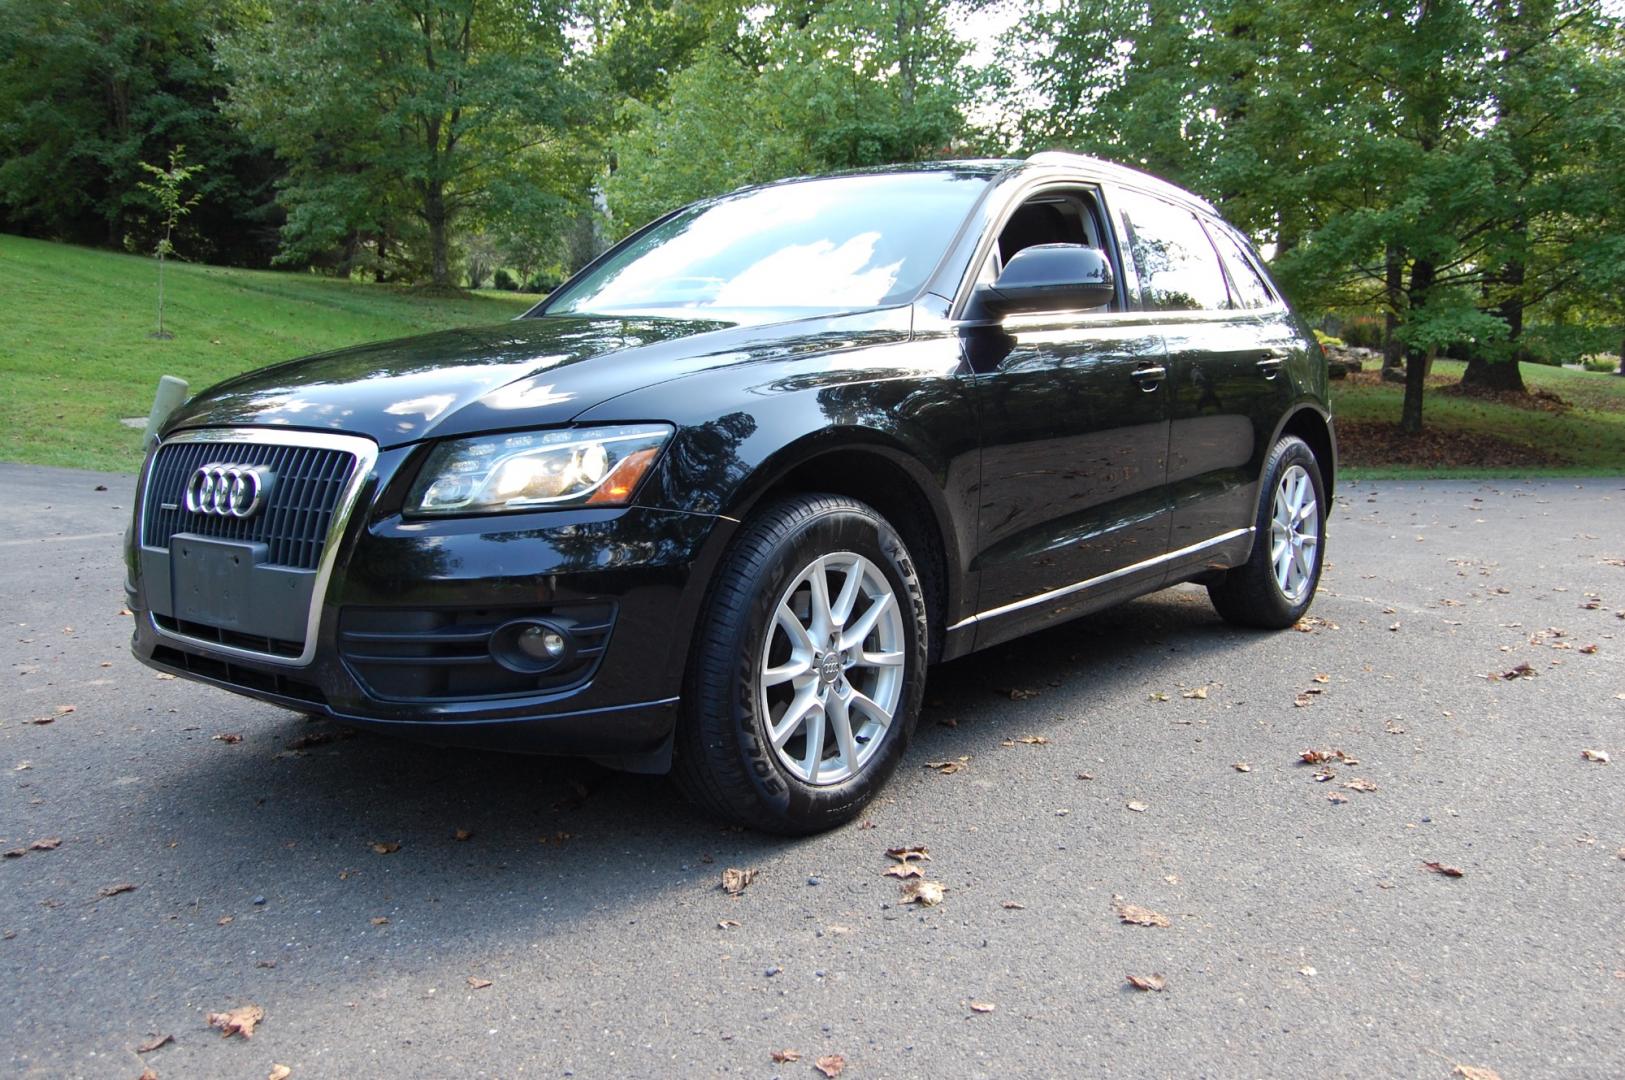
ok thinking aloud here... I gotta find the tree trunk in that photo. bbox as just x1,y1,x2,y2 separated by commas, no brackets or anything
425,183,451,288
1383,243,1405,379
1462,227,1528,393
1616,333,1624,375
1461,355,1526,391
1399,257,1435,435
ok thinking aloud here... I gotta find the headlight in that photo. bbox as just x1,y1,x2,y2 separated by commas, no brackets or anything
406,424,673,516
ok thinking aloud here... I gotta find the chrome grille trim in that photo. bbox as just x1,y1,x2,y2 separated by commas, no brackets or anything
139,428,379,667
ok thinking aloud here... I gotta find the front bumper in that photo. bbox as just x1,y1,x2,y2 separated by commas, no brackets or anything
128,439,732,765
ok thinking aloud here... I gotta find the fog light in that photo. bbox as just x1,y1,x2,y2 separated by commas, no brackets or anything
490,617,577,675
519,626,567,660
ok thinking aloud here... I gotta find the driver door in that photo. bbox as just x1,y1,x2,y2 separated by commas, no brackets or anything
965,186,1172,649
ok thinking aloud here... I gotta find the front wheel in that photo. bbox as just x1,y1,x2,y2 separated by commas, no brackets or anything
1208,435,1326,629
673,494,927,834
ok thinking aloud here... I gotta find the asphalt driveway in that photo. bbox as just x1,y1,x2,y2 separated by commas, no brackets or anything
2,462,1621,1079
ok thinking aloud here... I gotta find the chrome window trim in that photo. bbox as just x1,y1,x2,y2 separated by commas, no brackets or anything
947,527,1254,632
140,428,379,667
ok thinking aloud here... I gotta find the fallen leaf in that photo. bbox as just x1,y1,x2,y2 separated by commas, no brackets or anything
924,758,967,775
1311,673,1330,684
28,716,53,726
1232,762,1251,773
1452,1066,1504,1080
28,837,61,851
1326,792,1349,804
1312,770,1337,782
206,1004,264,1039
1501,662,1538,680
1112,897,1170,927
815,1055,847,1078
1002,687,1039,700
452,829,473,841
1,849,23,859
1001,901,1026,910
717,919,740,929
55,705,75,715
370,916,389,926
1581,748,1610,763
886,845,930,863
466,976,492,989
138,1070,158,1080
1579,643,1599,654
370,841,401,855
883,863,924,879
968,1000,996,1013
211,733,242,745
135,1033,173,1054
1343,778,1379,792
217,916,234,927
899,880,945,906
1126,973,1166,991
12,761,30,771
1126,800,1148,813
1422,861,1465,878
1015,735,1049,745
1297,965,1317,977
1384,719,1406,735
1181,686,1208,699
155,673,176,680
97,882,137,897
1300,749,1357,766
1293,693,1315,708
269,1067,292,1080
1148,691,1170,702
1076,772,1095,781
720,867,757,895
770,1049,801,1063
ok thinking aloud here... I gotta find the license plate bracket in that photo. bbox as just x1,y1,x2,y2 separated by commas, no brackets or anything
170,537,267,632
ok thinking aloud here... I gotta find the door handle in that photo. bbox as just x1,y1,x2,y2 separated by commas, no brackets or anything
1130,364,1166,390
1256,350,1287,379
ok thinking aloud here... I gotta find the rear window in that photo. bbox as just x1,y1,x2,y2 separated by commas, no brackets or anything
1210,227,1276,309
1117,189,1230,312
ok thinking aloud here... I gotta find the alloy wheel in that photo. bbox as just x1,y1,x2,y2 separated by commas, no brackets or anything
1269,463,1319,602
757,551,906,785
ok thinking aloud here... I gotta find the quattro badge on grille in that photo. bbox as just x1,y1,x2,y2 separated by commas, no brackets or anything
185,463,275,518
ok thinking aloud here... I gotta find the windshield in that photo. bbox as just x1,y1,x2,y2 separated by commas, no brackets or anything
541,172,988,322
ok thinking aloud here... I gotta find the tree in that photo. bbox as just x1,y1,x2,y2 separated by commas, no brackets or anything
0,0,282,265
1008,0,1625,433
135,146,204,339
220,0,590,287
605,0,970,236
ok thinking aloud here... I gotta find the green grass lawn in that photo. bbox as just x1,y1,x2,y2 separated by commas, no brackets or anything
0,234,532,471
1332,359,1625,478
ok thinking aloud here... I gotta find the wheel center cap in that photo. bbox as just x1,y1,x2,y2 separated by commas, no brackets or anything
817,652,843,685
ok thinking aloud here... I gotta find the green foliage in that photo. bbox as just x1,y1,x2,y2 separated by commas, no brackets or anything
1336,314,1386,352
1582,355,1618,373
219,0,593,286
1313,330,1345,349
605,0,970,236
0,0,280,265
134,146,205,337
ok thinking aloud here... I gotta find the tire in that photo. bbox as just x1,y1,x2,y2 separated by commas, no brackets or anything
673,494,928,834
1207,435,1326,629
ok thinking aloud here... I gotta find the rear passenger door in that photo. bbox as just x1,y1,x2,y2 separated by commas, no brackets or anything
1114,189,1298,555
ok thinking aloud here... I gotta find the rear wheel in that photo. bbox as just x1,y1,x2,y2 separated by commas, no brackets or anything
1208,435,1326,629
673,494,927,834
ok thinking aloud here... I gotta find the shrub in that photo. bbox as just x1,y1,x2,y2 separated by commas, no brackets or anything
1339,313,1385,350
1582,354,1619,373
1314,330,1346,348
492,269,518,292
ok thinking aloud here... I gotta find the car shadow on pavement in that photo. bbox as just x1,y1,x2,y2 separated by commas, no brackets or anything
138,586,1251,940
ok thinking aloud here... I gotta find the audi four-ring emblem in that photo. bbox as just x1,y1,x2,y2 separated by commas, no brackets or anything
185,464,274,518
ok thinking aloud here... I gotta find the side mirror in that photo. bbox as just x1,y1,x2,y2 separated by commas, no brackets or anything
968,243,1115,320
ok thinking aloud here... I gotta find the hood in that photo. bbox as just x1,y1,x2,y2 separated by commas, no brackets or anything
162,309,912,447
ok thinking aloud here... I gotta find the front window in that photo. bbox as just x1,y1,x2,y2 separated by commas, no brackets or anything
540,172,989,323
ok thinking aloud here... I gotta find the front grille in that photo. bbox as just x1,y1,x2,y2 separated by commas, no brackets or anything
143,440,358,570
338,604,614,703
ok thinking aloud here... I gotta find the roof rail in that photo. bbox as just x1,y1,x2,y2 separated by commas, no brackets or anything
1023,151,1216,214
